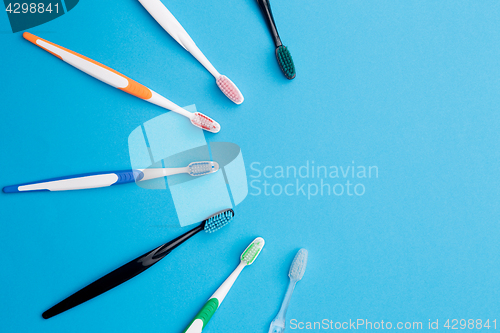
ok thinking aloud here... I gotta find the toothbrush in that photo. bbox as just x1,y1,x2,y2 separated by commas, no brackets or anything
42,209,235,319
22,32,220,133
3,161,219,193
268,249,308,333
256,0,296,80
138,0,244,105
182,237,265,333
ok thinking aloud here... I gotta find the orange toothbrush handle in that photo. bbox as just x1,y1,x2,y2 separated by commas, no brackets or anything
23,32,152,100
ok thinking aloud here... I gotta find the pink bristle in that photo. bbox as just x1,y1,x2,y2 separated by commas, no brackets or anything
216,75,244,104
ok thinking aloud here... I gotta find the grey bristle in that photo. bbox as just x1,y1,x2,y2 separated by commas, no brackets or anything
289,248,308,281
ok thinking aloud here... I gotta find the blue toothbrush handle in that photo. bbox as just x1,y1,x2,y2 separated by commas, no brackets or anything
269,280,297,333
3,170,144,193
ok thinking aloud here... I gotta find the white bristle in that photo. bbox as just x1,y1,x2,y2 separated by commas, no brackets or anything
190,112,221,133
188,161,219,176
288,249,308,281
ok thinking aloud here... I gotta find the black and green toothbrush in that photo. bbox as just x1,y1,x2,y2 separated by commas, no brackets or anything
257,0,296,79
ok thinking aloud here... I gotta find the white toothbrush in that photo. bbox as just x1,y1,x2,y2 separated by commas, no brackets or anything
3,161,219,193
138,0,244,105
269,249,308,333
23,32,220,133
182,237,265,333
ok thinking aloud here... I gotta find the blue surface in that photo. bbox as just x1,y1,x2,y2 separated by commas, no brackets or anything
1,1,500,332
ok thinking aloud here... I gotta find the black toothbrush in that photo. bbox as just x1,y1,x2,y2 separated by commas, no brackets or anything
42,209,234,319
256,0,296,79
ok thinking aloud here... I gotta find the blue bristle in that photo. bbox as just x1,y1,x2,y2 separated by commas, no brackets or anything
204,209,234,233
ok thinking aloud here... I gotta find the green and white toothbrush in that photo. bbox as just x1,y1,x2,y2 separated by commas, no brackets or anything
182,237,265,333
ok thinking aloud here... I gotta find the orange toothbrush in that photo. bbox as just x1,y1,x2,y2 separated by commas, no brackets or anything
23,32,220,133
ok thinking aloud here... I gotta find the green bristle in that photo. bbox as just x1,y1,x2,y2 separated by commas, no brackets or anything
240,237,265,265
276,45,296,80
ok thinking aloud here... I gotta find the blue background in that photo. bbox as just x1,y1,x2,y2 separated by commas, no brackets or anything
1,0,499,332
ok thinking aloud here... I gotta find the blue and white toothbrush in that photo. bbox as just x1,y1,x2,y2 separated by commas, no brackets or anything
3,161,218,193
269,249,308,333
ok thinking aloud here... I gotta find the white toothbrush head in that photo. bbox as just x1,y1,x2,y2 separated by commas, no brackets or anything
191,112,221,133
241,237,265,265
187,161,219,176
288,248,308,281
216,75,244,105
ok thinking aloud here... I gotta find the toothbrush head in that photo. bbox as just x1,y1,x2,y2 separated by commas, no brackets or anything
188,161,219,176
216,75,244,104
191,112,221,133
288,248,308,281
240,237,265,265
276,45,296,80
203,209,234,233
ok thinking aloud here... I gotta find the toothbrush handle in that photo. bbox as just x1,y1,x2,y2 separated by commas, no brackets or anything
3,170,144,193
268,280,297,333
256,0,282,47
277,280,297,320
42,224,204,319
139,167,189,181
22,33,192,118
183,263,246,332
182,298,219,333
138,0,220,78
23,32,153,100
